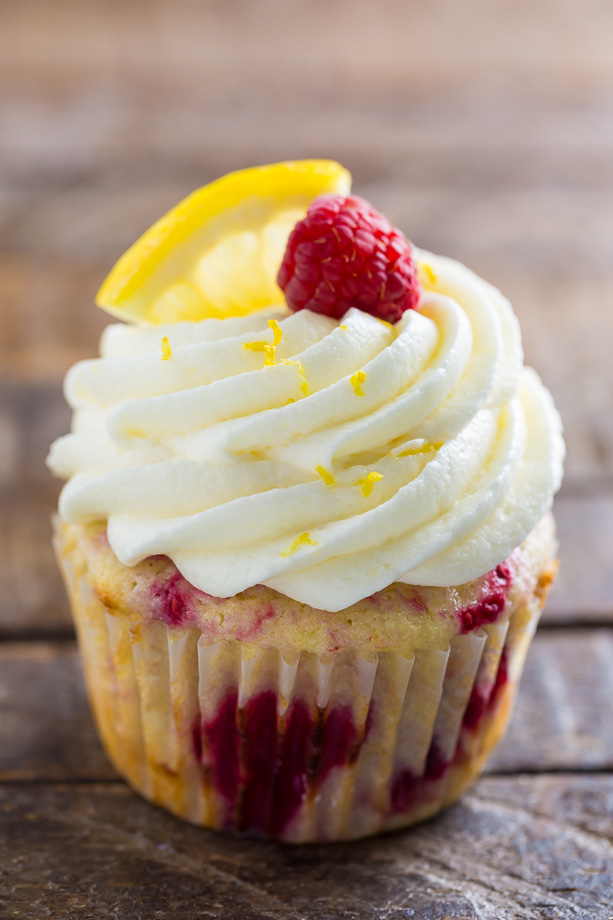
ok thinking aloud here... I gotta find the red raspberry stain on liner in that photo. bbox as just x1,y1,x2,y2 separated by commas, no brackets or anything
192,693,368,836
239,691,279,833
461,682,488,732
191,718,203,764
193,647,512,829
363,699,376,743
277,194,421,323
200,691,241,817
489,647,510,705
390,737,450,814
315,706,359,785
462,647,511,732
424,738,449,781
270,699,313,837
392,643,513,814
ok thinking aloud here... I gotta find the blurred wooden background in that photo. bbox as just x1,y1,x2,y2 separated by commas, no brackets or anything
1,1,612,917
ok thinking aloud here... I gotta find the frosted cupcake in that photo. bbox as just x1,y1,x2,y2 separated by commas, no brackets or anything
48,161,564,842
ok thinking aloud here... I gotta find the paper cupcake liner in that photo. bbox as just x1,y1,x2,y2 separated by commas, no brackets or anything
56,540,544,842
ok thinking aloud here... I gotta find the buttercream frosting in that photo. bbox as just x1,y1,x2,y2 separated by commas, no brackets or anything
47,250,564,611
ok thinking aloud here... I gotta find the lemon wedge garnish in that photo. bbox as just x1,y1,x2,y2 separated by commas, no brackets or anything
96,160,352,324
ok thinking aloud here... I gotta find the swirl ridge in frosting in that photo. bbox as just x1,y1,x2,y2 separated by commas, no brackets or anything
47,249,564,611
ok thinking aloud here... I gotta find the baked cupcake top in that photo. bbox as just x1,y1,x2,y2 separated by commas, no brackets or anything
47,161,564,612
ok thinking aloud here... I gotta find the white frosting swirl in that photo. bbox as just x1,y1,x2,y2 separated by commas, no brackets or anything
47,250,564,611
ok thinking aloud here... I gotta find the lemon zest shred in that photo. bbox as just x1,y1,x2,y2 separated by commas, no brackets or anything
316,465,335,487
350,369,367,397
395,441,442,458
357,471,383,497
243,320,283,366
339,323,348,331
281,532,317,557
244,340,276,365
268,318,283,347
161,336,172,361
244,340,272,364
422,263,437,284
376,317,393,329
284,359,310,396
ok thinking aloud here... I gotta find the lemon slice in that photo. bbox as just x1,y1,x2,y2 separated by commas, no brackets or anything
96,160,352,324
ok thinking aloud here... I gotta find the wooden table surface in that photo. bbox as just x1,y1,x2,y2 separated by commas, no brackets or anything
1,1,613,917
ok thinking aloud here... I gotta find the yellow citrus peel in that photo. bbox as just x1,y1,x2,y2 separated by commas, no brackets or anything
281,532,317,557
96,160,352,324
160,336,172,361
395,441,442,458
357,471,383,497
316,465,335,487
350,369,367,397
269,319,283,346
284,359,310,396
243,319,284,366
244,340,275,365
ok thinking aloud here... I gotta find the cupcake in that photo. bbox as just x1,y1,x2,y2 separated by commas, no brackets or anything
47,160,564,842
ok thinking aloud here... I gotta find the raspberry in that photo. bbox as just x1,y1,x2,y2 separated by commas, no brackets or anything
277,194,421,322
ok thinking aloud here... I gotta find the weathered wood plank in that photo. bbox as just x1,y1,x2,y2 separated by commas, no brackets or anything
0,385,69,486
0,257,107,383
3,0,613,181
1,775,611,919
547,496,613,623
489,629,613,773
0,485,67,635
3,0,613,87
0,643,114,782
1,631,611,782
3,156,613,271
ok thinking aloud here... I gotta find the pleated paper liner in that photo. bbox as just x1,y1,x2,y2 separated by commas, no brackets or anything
55,537,543,843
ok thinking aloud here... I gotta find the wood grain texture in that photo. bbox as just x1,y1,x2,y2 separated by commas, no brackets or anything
1,631,611,783
1,776,612,919
0,643,114,782
548,496,613,622
0,485,66,635
3,0,613,165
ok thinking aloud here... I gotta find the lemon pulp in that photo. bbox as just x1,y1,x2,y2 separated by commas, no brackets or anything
96,160,352,325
